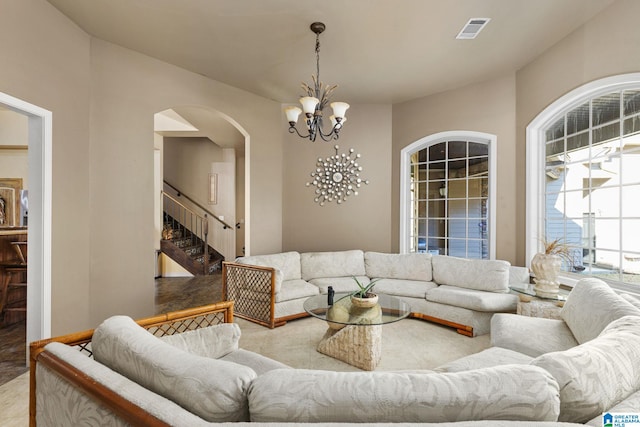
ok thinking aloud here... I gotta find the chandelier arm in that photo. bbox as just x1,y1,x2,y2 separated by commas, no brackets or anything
316,123,342,141
288,125,316,141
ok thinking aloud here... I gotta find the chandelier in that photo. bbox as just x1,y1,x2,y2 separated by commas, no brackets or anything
284,22,349,142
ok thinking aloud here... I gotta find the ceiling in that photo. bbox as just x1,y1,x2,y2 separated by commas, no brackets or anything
46,0,614,105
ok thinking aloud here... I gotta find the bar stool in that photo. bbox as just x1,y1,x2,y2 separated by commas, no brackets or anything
0,241,27,326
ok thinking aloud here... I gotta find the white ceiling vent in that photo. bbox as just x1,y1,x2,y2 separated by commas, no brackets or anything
456,18,491,40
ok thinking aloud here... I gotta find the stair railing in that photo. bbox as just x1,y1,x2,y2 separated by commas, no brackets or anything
163,180,233,230
162,192,209,274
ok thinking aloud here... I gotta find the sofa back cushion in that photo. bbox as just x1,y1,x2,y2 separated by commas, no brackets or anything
236,251,301,281
431,256,510,293
530,315,640,423
248,366,560,423
560,278,640,344
364,251,433,281
301,250,366,281
161,323,240,359
92,315,256,422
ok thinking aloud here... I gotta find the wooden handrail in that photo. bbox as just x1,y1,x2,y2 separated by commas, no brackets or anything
163,180,233,230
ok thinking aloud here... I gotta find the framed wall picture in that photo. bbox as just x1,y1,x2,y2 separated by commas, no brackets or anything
0,178,23,227
208,173,218,205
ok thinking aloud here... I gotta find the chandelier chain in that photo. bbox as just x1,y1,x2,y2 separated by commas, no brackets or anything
315,33,321,93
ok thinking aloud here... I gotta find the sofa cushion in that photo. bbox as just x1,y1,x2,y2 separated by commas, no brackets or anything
275,279,320,303
621,292,640,310
426,285,518,312
161,323,240,359
364,251,433,281
309,276,368,294
509,265,530,286
237,251,301,281
92,315,256,422
248,366,560,423
219,349,291,376
560,278,640,344
301,250,366,281
435,347,533,373
530,315,640,423
431,256,510,293
491,313,578,358
372,278,437,299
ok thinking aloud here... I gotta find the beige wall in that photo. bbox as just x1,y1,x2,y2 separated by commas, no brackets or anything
515,0,640,266
392,74,518,263
282,104,393,253
0,0,92,334
88,38,283,325
164,136,224,203
0,0,283,333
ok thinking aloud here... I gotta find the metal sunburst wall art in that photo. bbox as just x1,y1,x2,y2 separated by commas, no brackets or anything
306,145,370,206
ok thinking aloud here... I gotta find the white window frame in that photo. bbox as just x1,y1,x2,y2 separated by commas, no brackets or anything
400,130,497,258
526,73,640,291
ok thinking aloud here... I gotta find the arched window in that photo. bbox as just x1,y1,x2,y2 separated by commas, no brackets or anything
526,74,640,291
400,131,496,259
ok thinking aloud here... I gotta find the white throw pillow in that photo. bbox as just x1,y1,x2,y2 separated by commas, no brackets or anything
92,315,256,422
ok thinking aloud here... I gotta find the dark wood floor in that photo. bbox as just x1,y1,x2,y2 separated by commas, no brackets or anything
0,272,223,386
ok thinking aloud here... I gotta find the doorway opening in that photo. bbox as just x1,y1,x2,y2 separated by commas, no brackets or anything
153,106,249,279
0,92,52,380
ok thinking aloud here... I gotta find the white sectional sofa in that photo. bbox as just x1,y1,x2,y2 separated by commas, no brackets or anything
436,278,640,425
31,280,640,426
223,250,528,336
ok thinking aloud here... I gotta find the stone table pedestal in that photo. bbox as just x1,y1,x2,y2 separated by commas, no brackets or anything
317,324,382,371
517,297,563,320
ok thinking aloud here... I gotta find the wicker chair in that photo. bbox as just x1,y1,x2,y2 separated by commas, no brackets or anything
222,261,310,328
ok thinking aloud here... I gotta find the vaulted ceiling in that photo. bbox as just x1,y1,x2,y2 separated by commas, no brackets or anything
47,0,614,105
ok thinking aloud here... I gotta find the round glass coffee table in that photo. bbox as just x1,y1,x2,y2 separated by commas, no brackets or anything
303,292,411,370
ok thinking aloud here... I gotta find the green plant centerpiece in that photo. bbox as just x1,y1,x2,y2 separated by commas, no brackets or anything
531,238,572,298
350,277,381,308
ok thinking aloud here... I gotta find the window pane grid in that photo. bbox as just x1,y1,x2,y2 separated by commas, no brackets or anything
409,139,490,258
543,88,640,286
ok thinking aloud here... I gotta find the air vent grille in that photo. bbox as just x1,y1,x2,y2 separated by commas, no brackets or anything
456,18,491,40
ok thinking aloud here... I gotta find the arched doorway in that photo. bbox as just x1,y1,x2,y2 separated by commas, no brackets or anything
153,106,249,277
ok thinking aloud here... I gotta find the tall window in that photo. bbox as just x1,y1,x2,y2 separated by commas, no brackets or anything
400,132,496,259
527,74,640,290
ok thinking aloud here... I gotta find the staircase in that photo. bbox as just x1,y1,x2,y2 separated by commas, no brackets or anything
160,190,225,275
161,213,224,275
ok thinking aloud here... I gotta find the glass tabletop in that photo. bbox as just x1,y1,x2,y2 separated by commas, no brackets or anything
303,292,411,326
509,284,569,302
